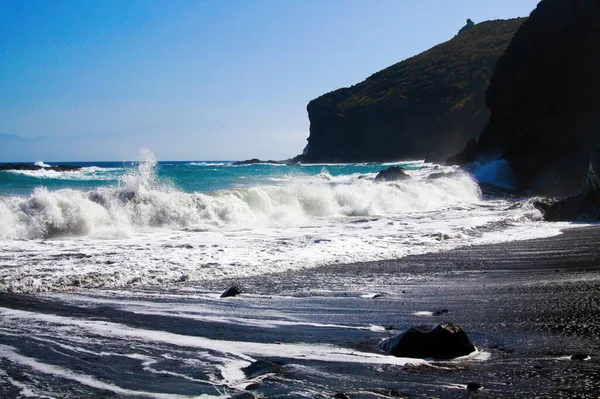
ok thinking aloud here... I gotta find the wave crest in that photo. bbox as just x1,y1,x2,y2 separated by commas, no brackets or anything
0,158,484,240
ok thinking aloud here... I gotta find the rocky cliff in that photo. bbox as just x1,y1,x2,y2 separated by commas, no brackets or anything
476,0,600,197
301,18,526,163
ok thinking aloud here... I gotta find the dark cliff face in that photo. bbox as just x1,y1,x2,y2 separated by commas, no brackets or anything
302,18,526,163
477,0,600,196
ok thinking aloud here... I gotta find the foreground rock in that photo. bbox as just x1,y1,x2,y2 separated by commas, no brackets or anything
475,0,600,196
534,147,600,221
374,166,411,182
242,359,282,379
0,163,81,172
378,323,476,359
220,285,242,298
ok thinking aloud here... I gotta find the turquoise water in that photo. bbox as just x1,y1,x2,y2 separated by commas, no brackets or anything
0,160,425,196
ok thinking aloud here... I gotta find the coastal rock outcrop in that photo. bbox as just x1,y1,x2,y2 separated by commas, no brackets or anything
475,0,600,196
446,138,477,166
534,146,600,221
0,163,81,172
232,159,282,166
242,359,282,379
378,322,476,359
374,166,411,182
300,18,525,163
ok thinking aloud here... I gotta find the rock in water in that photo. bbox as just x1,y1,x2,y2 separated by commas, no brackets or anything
374,166,411,182
535,146,600,221
242,359,281,379
0,163,81,172
232,159,282,165
378,323,476,359
220,285,242,298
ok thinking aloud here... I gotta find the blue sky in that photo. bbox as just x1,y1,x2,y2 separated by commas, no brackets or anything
0,0,540,161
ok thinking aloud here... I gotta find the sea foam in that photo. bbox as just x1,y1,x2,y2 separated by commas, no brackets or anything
0,157,483,240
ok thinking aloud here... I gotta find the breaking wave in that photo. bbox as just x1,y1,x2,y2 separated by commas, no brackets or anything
0,155,484,240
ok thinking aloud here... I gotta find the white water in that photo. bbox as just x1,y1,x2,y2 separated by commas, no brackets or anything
0,156,575,292
4,166,121,181
0,160,483,240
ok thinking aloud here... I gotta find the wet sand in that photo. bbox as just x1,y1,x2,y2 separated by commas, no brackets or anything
0,226,599,398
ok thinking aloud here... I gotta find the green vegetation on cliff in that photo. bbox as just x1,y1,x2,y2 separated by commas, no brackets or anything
303,18,526,163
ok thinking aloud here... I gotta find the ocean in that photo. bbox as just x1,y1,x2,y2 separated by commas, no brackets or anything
0,150,569,294
0,151,582,398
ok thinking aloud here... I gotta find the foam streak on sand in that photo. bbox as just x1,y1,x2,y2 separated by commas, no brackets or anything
0,308,425,367
0,345,219,399
0,305,428,396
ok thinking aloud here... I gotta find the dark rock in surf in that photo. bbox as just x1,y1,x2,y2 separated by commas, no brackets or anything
242,359,282,379
433,309,449,316
534,146,600,221
220,285,242,298
232,159,261,165
334,393,350,399
427,171,463,180
378,322,476,359
374,166,411,182
446,138,477,166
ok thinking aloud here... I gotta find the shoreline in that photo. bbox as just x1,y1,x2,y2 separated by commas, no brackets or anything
0,225,599,398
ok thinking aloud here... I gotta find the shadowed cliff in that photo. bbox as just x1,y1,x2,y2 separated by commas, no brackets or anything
301,18,526,163
476,0,600,197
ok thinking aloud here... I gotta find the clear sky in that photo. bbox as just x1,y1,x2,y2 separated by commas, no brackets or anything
0,0,540,161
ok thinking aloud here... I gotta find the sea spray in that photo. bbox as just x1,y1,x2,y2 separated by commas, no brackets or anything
0,157,487,240
473,159,518,190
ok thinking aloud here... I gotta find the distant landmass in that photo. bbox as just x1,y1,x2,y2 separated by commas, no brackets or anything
297,18,526,163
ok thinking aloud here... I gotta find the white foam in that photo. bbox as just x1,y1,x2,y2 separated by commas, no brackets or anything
413,311,434,316
0,344,223,398
0,308,426,368
0,155,580,292
4,166,121,181
189,162,229,167
0,163,481,240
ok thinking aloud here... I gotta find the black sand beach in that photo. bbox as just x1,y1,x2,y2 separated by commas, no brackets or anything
1,226,599,398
